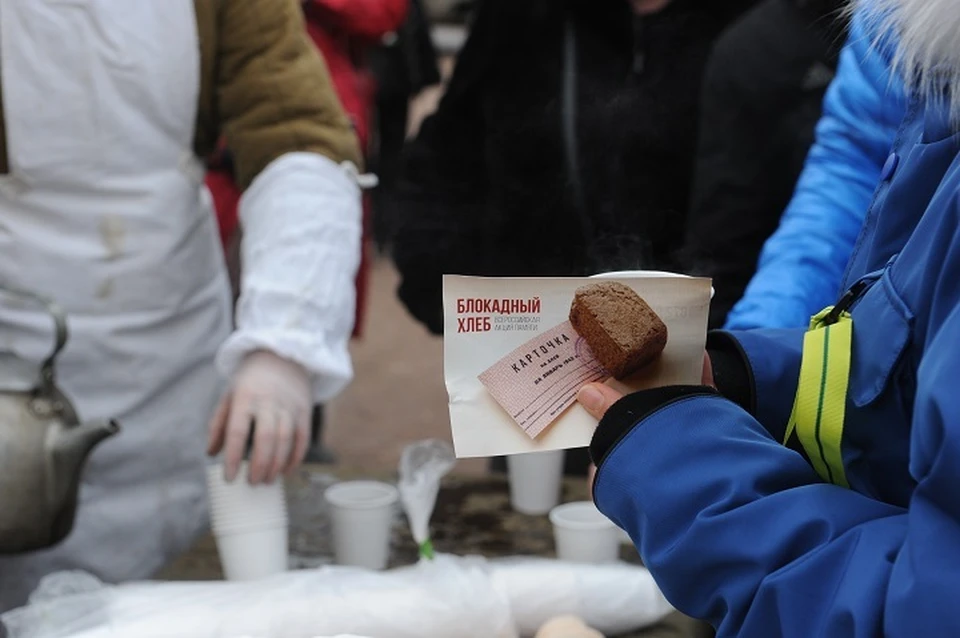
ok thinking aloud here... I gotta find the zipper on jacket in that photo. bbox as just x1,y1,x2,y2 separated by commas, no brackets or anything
823,255,898,325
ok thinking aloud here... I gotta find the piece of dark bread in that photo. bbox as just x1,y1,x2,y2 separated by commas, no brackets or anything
569,281,668,379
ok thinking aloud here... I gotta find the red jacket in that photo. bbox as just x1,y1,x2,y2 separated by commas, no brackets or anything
206,0,408,337
302,0,409,150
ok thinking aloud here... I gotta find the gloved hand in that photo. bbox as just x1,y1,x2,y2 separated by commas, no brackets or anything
207,350,312,484
581,352,714,498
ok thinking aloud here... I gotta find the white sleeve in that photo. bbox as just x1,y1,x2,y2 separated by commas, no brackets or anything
216,151,362,403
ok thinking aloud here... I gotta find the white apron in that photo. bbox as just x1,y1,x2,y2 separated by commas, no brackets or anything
0,0,232,610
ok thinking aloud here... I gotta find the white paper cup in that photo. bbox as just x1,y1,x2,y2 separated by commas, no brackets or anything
214,525,289,581
549,501,621,563
206,462,290,581
507,450,564,515
206,463,288,531
591,269,715,299
324,481,398,570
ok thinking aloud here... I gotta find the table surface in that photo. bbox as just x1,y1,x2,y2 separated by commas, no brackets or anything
159,466,713,638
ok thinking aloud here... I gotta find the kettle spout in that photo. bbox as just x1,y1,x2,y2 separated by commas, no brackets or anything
84,418,119,446
45,420,120,542
52,420,121,482
69,419,120,457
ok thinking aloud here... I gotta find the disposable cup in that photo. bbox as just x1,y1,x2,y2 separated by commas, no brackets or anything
208,517,289,535
507,450,564,515
213,524,289,581
208,501,287,520
208,499,287,516
324,481,398,570
206,462,289,580
206,463,287,532
549,501,621,564
591,269,715,299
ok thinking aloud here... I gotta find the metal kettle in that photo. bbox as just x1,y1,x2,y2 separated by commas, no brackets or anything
0,285,120,554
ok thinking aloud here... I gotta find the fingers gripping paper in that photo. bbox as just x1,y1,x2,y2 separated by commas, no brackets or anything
443,274,712,458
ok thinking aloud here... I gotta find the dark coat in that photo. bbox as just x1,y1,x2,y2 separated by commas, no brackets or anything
391,0,757,334
680,0,849,329
367,0,441,101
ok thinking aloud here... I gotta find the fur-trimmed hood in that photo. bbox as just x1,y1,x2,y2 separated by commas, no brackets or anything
857,0,960,120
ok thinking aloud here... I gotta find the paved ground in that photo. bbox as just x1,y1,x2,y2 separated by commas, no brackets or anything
324,256,486,476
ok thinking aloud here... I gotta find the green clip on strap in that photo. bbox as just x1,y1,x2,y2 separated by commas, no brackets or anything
783,306,853,488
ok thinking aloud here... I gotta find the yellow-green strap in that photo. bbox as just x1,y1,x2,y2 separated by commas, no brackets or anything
784,306,852,488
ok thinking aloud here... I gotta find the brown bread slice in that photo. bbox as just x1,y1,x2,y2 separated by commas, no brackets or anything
569,282,668,379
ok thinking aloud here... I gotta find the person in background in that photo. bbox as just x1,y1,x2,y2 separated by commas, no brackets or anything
720,3,906,330
302,0,410,155
206,0,409,463
680,0,850,328
368,0,442,252
391,0,757,480
0,0,361,611
392,0,757,333
579,0,960,633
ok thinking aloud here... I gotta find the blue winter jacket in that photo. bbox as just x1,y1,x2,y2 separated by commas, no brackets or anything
724,17,907,330
591,18,960,638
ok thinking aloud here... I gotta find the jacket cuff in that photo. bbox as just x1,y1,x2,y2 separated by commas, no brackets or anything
708,329,811,462
706,330,755,414
590,386,721,468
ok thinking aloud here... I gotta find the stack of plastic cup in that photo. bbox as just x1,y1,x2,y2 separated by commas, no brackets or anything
549,501,621,564
507,450,565,515
324,480,398,570
206,462,289,581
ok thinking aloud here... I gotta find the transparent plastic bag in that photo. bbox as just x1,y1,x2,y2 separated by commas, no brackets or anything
397,439,456,559
1,557,674,638
488,558,674,636
1,557,517,638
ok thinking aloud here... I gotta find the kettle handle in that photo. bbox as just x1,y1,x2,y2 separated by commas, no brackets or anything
0,284,68,392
